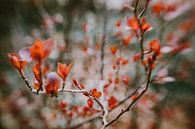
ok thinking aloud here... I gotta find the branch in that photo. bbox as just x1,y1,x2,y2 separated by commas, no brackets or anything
100,3,108,80
37,62,43,94
114,42,123,88
64,84,142,129
99,3,109,128
139,0,150,18
32,89,88,94
105,66,152,127
133,0,151,72
20,71,33,91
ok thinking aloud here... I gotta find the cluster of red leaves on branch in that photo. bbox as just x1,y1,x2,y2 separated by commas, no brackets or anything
8,39,72,96
58,101,98,119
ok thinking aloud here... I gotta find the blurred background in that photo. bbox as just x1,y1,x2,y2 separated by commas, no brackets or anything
0,0,195,129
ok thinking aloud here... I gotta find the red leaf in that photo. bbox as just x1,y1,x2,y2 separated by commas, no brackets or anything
90,88,101,98
59,101,67,109
108,96,117,110
131,95,137,101
72,77,78,86
121,75,130,86
132,53,141,62
87,99,94,108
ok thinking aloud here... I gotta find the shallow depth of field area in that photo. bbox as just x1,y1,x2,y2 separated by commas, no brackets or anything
0,0,195,129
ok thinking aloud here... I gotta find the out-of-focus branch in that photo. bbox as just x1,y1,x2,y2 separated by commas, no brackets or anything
72,80,105,115
100,3,108,80
68,65,152,129
65,1,152,128
99,3,109,128
64,85,142,129
114,43,123,88
105,65,153,127
139,0,150,18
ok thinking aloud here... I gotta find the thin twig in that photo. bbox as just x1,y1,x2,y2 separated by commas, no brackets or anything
139,0,150,18
20,71,32,91
32,89,88,94
133,0,150,72
37,61,43,94
64,85,142,129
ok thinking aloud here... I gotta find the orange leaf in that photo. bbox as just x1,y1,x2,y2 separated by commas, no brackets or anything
141,18,152,32
149,39,161,55
57,63,72,81
122,34,132,46
110,45,118,55
30,39,44,61
152,1,165,15
32,63,40,81
90,88,101,98
120,57,128,65
8,53,27,72
127,16,139,31
30,39,53,61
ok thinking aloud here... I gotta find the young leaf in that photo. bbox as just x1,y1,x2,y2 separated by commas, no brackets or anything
45,72,60,96
57,63,72,81
149,39,161,55
8,53,27,72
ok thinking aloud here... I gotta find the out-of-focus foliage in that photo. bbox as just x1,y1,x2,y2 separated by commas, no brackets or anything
1,0,195,129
